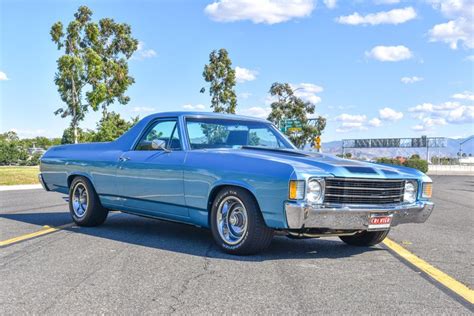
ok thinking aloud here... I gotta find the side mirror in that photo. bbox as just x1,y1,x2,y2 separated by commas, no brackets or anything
151,139,169,151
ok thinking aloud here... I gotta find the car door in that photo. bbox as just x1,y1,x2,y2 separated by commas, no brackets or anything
115,118,188,220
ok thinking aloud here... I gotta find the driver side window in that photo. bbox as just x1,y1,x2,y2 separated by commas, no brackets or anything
135,119,181,151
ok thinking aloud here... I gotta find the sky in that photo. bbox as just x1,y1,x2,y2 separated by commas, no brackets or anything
0,0,473,142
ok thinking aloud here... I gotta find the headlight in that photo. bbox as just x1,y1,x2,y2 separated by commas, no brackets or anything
404,180,417,203
422,182,432,199
289,180,305,200
307,178,325,204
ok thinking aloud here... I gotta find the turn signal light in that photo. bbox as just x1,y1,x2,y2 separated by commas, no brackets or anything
289,180,305,200
422,182,433,198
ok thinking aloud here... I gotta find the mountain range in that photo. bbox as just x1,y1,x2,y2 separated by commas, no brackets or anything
321,136,474,160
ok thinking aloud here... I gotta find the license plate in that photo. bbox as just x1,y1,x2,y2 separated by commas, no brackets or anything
368,215,392,230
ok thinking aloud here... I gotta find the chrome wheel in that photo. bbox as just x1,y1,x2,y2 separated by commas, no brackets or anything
217,196,248,245
72,183,88,218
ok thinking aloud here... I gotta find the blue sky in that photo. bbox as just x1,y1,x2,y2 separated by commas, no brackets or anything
0,0,473,141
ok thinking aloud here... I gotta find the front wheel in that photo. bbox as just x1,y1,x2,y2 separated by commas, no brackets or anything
210,187,273,255
339,230,389,246
69,176,108,227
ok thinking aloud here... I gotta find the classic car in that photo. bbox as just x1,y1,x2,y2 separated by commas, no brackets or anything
39,112,434,255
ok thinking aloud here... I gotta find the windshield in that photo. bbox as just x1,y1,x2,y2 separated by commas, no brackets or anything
186,118,295,150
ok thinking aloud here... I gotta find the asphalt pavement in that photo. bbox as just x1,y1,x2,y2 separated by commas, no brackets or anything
0,176,472,314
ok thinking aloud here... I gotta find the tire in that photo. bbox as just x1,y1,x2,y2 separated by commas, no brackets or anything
69,176,108,227
339,230,389,246
210,187,273,255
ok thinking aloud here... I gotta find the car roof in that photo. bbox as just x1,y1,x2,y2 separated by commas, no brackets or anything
143,111,270,123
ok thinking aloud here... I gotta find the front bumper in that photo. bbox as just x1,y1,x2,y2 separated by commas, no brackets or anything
285,201,434,230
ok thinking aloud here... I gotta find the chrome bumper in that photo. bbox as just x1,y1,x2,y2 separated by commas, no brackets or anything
285,201,434,230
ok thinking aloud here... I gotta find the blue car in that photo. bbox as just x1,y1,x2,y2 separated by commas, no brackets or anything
39,112,434,254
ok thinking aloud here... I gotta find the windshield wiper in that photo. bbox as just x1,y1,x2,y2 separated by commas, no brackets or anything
241,146,309,156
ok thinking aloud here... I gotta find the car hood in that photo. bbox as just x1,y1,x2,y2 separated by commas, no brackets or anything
204,147,424,179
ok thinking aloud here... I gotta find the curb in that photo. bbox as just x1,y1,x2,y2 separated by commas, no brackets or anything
0,184,43,191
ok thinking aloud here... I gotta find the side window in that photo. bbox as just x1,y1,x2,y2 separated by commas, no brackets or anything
248,128,282,148
135,120,181,151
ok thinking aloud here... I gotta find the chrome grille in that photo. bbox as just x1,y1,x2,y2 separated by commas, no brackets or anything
324,178,405,205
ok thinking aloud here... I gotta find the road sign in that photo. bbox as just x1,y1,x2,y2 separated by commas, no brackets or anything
280,119,302,133
342,137,447,149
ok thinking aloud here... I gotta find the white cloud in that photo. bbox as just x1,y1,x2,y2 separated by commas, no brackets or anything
409,102,435,114
235,66,258,83
374,0,400,4
427,0,473,49
133,42,157,60
444,105,474,124
401,76,424,84
411,124,426,131
465,55,474,61
238,106,271,118
328,105,355,110
411,117,447,131
335,113,368,132
239,92,252,99
265,83,323,105
335,113,367,123
130,106,155,113
336,122,368,133
182,104,206,110
334,113,384,132
204,0,315,24
0,71,9,81
365,45,413,62
429,18,473,49
291,83,323,104
368,117,382,127
323,0,337,9
409,100,474,130
452,91,474,101
336,7,416,26
379,107,404,121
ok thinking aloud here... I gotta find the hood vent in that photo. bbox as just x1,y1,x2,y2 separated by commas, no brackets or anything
344,166,377,174
381,169,399,175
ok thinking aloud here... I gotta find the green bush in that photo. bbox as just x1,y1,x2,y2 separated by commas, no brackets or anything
376,157,428,173
404,159,428,173
376,157,402,166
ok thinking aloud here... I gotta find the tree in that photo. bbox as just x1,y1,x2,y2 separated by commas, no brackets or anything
61,126,94,144
90,111,139,142
201,48,237,114
267,82,326,148
0,131,28,165
0,131,20,143
51,6,138,143
60,112,138,144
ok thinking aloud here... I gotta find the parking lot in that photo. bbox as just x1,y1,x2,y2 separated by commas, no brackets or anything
0,176,472,314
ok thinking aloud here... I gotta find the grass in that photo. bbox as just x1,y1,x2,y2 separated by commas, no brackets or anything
0,166,39,185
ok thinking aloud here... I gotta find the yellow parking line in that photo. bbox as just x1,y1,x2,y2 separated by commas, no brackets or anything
383,237,474,304
0,223,73,247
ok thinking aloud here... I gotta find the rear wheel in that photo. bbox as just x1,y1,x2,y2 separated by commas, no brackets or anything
69,176,108,227
339,230,389,246
210,187,273,255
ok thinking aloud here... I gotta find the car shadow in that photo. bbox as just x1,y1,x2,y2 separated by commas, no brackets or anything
0,211,383,261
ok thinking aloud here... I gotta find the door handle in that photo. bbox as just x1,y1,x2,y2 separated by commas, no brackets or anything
119,156,131,162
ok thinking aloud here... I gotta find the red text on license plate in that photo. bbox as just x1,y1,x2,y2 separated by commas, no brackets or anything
368,215,392,229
